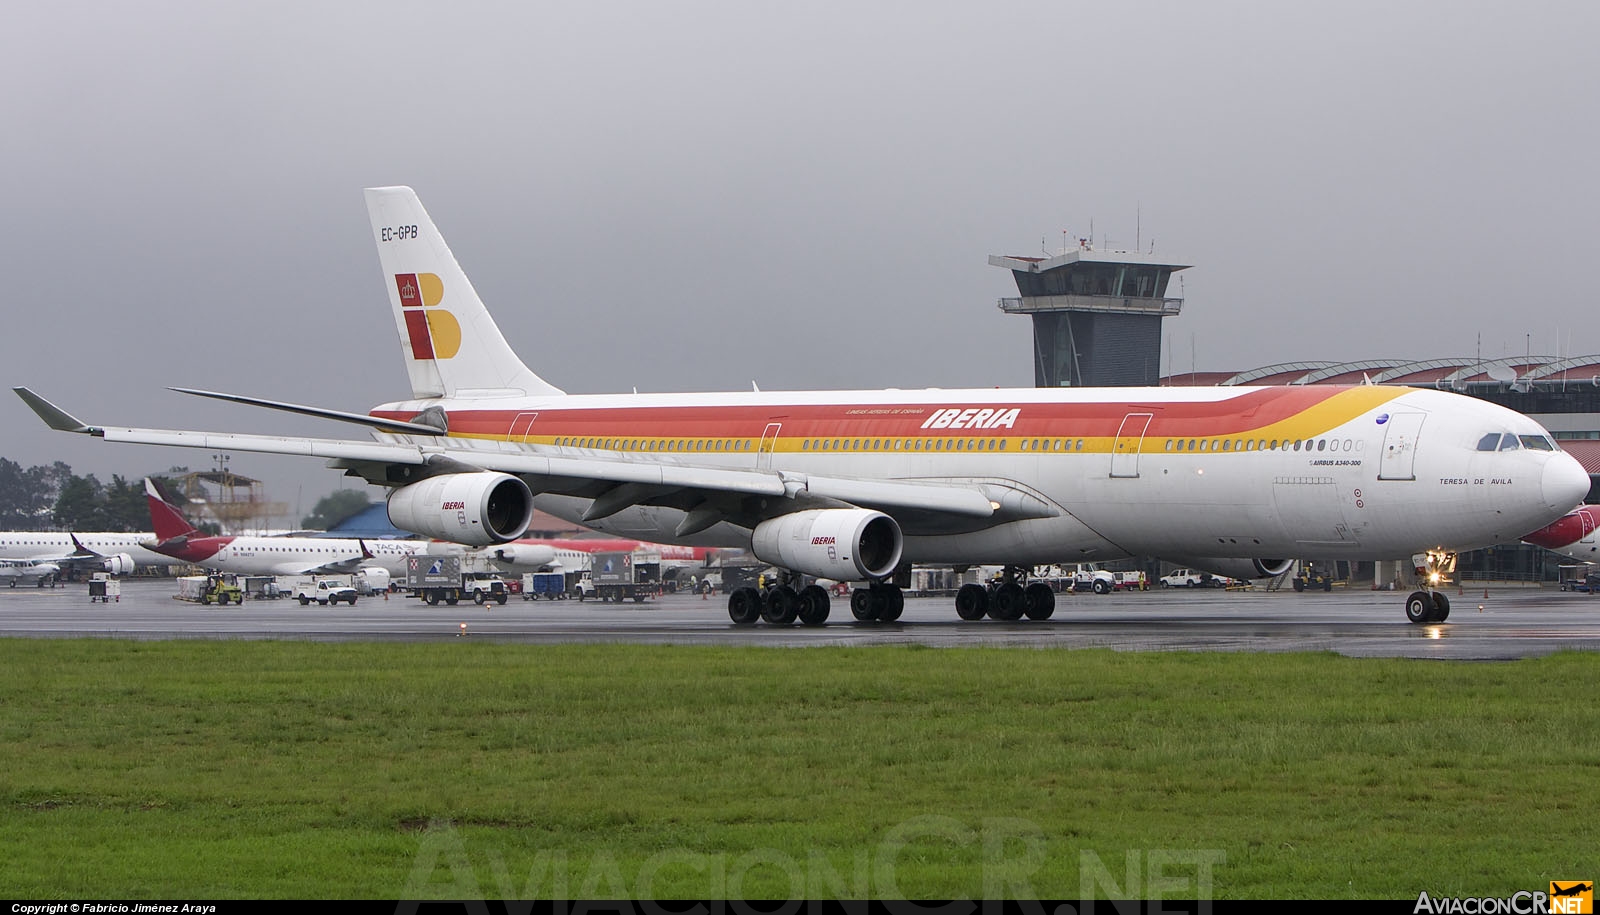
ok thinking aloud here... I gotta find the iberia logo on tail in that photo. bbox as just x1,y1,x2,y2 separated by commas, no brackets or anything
395,273,461,359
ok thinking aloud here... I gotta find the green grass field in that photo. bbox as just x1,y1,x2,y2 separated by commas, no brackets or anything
1,639,1596,899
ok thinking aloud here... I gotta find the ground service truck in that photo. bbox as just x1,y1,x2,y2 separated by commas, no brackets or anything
590,550,662,603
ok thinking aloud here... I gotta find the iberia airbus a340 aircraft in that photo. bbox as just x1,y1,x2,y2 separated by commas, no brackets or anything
15,187,1590,627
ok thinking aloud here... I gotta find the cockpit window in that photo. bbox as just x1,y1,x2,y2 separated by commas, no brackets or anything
1518,435,1555,451
1498,434,1521,451
1477,433,1501,452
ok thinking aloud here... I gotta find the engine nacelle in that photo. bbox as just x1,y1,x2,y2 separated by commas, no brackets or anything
386,472,533,546
1164,556,1294,581
101,553,135,575
485,542,558,571
751,509,903,582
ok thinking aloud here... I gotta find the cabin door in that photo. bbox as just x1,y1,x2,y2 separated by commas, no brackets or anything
1110,412,1154,478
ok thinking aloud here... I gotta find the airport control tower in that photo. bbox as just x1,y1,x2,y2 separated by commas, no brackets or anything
991,241,1189,387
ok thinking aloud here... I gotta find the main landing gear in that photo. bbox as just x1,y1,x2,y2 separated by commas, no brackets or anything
727,574,836,627
1404,550,1457,624
954,566,1055,622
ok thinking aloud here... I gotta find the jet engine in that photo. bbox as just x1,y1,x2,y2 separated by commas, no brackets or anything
100,553,135,575
1164,557,1294,581
751,509,903,582
484,542,559,571
386,472,533,546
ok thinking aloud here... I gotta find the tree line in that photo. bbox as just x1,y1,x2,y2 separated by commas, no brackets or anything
0,457,372,533
0,459,205,533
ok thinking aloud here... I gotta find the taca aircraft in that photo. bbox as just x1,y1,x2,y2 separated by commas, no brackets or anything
141,477,435,577
15,187,1590,627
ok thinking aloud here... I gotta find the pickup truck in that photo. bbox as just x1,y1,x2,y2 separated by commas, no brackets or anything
296,579,359,606
1159,568,1218,588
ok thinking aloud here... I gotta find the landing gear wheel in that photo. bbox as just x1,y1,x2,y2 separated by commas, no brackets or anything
1023,582,1056,620
955,583,988,621
797,585,830,626
762,586,799,625
850,587,879,621
989,582,1025,620
1405,591,1432,624
876,586,904,622
1431,591,1450,622
727,587,762,625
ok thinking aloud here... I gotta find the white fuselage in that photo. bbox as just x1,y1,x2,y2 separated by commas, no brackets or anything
371,383,1589,567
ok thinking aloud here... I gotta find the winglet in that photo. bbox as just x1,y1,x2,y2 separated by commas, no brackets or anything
13,388,101,434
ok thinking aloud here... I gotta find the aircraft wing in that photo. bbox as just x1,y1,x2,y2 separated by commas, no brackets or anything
15,389,1010,524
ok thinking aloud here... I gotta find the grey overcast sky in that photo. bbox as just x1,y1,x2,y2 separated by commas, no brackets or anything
4,1,1596,522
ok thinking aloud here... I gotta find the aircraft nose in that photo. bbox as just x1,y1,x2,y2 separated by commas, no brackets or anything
1543,452,1591,512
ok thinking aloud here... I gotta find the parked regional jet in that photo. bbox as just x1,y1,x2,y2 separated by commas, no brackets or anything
0,530,167,580
141,478,428,576
16,187,1591,627
1522,504,1600,563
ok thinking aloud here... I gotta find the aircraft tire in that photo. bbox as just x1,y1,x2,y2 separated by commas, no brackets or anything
955,583,988,620
1431,591,1450,622
850,588,878,621
727,587,762,625
990,582,1025,620
762,586,799,625
1023,582,1056,620
797,585,830,626
877,586,904,622
1404,591,1433,624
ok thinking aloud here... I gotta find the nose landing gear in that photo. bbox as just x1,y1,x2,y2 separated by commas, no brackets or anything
1405,550,1457,624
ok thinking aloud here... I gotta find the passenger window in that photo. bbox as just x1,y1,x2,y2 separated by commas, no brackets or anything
1317,439,1326,451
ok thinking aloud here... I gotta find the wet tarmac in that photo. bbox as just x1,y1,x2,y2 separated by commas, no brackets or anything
5,578,1600,660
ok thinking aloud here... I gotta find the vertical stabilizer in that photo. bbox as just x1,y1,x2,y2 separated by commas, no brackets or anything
145,478,200,543
364,186,563,400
